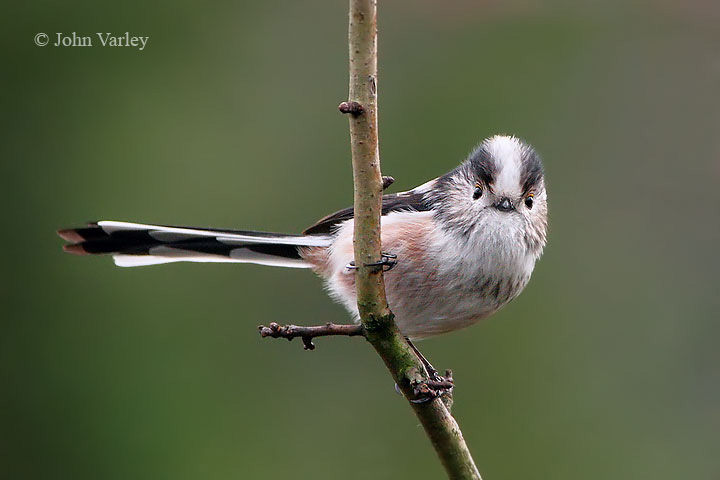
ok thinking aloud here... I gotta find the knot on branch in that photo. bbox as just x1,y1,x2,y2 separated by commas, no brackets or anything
381,176,395,190
338,101,365,117
258,322,365,350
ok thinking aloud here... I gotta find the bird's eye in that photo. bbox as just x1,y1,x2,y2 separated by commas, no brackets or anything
525,194,534,209
473,183,483,200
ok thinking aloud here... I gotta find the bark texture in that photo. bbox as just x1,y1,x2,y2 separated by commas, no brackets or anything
345,1,482,478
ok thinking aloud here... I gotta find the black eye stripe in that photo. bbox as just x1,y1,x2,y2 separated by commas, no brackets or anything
519,145,543,194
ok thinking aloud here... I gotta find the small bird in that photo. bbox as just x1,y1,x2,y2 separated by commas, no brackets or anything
58,135,547,340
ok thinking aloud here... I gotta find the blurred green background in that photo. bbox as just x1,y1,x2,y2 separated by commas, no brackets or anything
2,1,719,479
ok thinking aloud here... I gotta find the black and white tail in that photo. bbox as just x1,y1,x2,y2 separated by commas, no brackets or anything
57,221,333,268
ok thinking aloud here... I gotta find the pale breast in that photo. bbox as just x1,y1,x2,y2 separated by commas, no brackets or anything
300,210,534,339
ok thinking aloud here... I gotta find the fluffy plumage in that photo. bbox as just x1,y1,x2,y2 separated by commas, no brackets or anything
58,135,548,339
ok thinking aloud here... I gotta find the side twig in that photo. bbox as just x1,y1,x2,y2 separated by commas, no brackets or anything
258,322,364,350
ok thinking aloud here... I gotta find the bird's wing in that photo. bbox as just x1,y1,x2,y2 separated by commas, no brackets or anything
303,179,437,235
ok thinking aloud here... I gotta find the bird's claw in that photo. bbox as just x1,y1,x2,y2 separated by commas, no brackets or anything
401,336,455,403
366,252,398,272
410,370,454,404
346,252,397,272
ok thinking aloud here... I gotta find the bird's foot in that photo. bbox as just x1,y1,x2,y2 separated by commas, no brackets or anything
366,252,397,272
403,336,454,403
410,370,454,404
346,252,397,272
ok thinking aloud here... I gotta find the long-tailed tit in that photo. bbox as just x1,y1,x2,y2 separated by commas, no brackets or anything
58,135,548,340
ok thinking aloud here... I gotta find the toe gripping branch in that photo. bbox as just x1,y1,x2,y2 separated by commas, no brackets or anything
410,370,455,404
405,337,455,404
343,175,395,272
346,252,397,272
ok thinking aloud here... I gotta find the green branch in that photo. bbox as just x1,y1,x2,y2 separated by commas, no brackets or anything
343,1,482,478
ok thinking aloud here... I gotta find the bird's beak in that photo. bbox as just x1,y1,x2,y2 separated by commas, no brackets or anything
494,197,515,212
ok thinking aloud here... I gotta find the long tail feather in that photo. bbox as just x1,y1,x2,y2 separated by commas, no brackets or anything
57,221,332,268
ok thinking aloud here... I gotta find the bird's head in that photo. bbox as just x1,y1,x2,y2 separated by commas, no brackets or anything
429,135,548,257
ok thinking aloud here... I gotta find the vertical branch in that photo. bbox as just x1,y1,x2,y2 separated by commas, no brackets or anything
347,0,385,318
344,1,483,479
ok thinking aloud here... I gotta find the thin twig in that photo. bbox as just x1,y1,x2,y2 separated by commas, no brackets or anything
345,1,482,478
259,322,364,350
